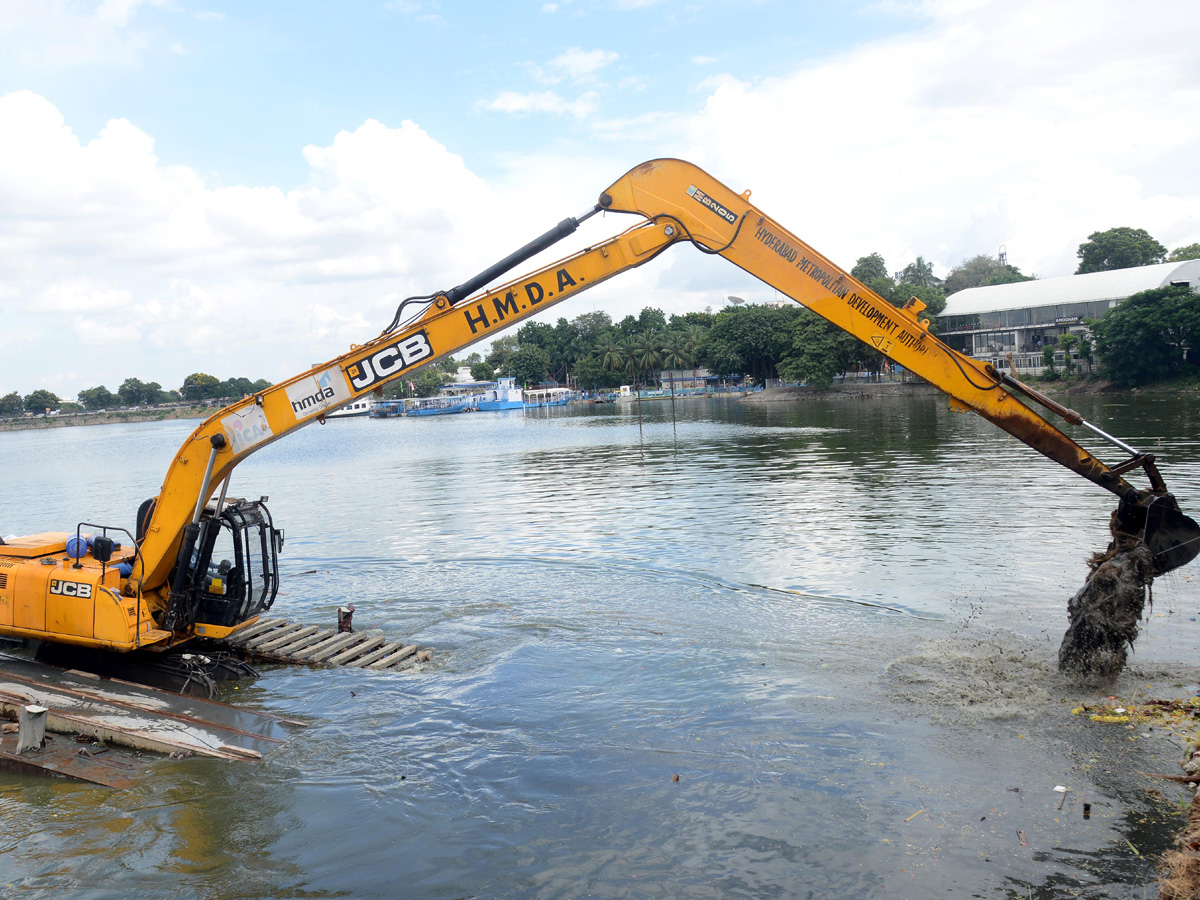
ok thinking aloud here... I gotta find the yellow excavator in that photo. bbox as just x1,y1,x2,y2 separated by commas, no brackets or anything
2,158,1197,667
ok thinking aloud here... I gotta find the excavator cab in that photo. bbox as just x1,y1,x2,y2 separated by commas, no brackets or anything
192,500,283,629
163,498,283,636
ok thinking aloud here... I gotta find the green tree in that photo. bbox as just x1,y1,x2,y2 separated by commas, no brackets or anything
24,389,60,413
470,361,495,382
1090,285,1200,386
631,333,662,382
570,354,617,391
696,304,801,384
597,334,624,377
943,253,1036,295
486,334,520,372
1041,345,1058,381
78,385,117,410
181,372,221,401
1075,227,1167,274
1168,243,1200,262
637,307,667,335
778,311,842,389
0,391,24,416
572,311,614,344
851,253,889,284
117,377,149,407
893,283,948,318
507,345,551,386
660,332,690,372
218,377,256,400
900,256,939,288
1076,335,1093,375
1057,333,1079,375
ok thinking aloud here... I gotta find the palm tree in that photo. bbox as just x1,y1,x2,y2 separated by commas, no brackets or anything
632,334,661,384
660,332,689,393
901,256,938,288
598,334,623,377
660,331,691,433
621,336,640,389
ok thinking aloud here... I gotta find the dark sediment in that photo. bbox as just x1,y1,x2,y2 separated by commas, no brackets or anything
1057,528,1154,680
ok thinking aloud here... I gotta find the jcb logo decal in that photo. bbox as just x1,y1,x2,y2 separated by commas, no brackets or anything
50,580,92,599
345,331,434,391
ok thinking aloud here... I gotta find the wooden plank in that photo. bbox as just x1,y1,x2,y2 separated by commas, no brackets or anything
266,630,331,656
367,644,418,670
254,625,321,653
326,636,386,666
303,633,363,663
226,618,288,644
242,622,306,650
343,642,405,668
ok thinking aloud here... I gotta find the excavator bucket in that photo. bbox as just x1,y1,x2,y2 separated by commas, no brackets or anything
1115,495,1200,576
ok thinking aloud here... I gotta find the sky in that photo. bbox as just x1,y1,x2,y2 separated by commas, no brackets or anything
1,0,1198,398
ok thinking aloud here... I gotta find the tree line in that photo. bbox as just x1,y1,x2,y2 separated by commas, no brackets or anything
7,227,1197,415
1,373,273,417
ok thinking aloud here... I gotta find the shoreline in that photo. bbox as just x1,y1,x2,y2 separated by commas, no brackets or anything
0,406,210,433
0,377,1191,432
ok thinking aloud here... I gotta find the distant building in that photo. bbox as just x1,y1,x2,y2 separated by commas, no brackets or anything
936,259,1200,375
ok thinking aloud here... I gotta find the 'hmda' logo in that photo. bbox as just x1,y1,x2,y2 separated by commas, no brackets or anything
286,366,352,419
345,331,434,391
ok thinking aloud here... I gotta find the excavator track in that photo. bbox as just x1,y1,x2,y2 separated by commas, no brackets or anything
211,618,431,671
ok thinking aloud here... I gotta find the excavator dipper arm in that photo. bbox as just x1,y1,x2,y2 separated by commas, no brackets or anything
133,158,1198,639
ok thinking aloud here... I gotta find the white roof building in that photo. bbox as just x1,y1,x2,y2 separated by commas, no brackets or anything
941,259,1200,318
936,259,1200,370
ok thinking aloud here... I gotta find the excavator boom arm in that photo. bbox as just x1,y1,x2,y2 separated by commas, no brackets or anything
137,157,1194,600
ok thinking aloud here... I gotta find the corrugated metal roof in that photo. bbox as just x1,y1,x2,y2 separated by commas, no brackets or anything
939,259,1200,317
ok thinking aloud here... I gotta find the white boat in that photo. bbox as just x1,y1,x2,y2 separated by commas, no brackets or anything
324,398,373,419
476,377,524,411
524,387,573,409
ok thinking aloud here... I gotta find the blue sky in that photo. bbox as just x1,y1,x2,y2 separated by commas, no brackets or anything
2,0,1198,397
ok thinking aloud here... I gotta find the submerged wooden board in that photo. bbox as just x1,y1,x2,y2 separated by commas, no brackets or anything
217,620,430,671
0,654,302,786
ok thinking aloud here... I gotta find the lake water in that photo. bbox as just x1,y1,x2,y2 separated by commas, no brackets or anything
2,391,1199,898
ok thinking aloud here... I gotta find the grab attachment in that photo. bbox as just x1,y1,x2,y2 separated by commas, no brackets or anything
1114,493,1200,576
994,361,1200,575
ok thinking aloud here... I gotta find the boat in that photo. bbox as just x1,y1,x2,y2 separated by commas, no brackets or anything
523,387,573,409
369,400,404,418
324,398,373,418
402,397,473,416
475,377,524,411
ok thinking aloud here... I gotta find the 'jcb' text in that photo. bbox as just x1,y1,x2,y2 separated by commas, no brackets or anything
345,331,434,391
50,580,93,599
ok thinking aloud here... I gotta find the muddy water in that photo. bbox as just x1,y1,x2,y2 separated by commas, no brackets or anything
2,391,1199,898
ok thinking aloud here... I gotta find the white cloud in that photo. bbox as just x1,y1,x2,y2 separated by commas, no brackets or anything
477,90,600,120
674,0,1200,281
74,316,140,346
2,0,1199,396
41,281,133,313
690,55,718,65
0,0,166,68
542,2,559,10
548,47,618,81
